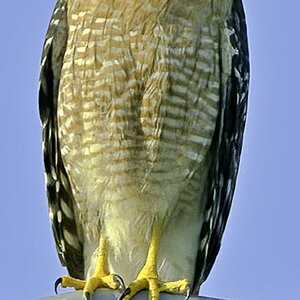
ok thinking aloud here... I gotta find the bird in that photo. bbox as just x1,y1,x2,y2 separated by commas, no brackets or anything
38,0,249,299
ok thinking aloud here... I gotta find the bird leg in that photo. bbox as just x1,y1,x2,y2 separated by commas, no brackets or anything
120,220,190,300
55,234,124,300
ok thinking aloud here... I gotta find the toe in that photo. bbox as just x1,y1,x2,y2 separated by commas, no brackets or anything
54,277,62,294
160,279,190,294
119,287,131,300
119,278,149,300
56,275,86,291
84,292,91,300
149,279,159,300
184,284,191,300
113,274,126,291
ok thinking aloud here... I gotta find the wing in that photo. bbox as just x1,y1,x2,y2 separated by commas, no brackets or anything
192,0,250,292
39,0,84,279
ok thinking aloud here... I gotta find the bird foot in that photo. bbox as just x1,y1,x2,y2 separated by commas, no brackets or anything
55,274,125,299
119,272,190,300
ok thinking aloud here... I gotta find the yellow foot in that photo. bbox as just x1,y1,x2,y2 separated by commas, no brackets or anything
119,220,191,300
119,273,190,300
55,274,125,300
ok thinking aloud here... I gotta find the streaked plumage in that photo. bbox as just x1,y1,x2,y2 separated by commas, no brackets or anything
39,0,249,295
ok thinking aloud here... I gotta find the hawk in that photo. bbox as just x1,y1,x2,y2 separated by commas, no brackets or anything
39,0,249,299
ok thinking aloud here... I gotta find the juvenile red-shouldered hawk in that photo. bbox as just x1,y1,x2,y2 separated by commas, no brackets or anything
39,0,249,299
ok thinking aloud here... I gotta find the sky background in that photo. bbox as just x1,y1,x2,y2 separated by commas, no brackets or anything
0,0,299,299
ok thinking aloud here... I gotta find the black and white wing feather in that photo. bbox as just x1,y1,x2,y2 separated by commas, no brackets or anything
192,0,250,292
39,0,84,279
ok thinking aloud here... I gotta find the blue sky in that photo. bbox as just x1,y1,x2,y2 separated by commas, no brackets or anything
0,1,299,299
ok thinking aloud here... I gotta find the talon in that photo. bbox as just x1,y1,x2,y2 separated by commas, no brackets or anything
119,287,131,300
84,291,91,300
114,274,126,291
184,285,191,300
54,277,62,294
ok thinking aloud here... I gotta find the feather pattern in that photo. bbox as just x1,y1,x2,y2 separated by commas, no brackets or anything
39,0,84,279
192,0,249,292
39,0,249,293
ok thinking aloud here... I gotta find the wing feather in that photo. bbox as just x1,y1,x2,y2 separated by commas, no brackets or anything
39,0,84,279
192,0,250,292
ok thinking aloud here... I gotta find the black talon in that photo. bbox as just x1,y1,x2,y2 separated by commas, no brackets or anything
113,274,126,291
119,287,131,300
84,292,91,300
184,285,191,300
54,277,62,294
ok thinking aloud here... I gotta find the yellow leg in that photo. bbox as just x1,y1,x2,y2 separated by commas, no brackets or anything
120,221,190,300
56,235,124,300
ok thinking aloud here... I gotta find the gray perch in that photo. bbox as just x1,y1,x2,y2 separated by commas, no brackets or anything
38,290,225,300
